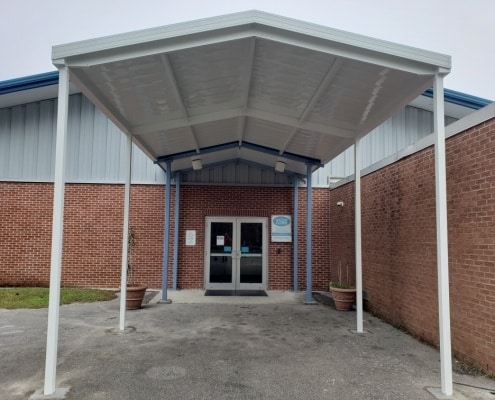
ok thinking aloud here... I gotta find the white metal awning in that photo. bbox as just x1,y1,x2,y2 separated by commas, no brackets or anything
44,10,454,398
51,10,450,175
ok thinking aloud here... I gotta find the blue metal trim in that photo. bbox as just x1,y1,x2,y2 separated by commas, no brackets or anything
161,157,305,176
172,173,180,290
0,71,59,95
293,177,299,292
156,141,322,167
422,88,492,110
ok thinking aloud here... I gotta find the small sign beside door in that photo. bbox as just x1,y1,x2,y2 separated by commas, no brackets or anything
271,215,292,242
186,230,196,246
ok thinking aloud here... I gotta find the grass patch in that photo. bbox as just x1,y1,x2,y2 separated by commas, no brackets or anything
0,287,117,309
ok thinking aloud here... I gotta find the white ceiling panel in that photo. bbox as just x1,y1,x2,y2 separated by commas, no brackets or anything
53,10,450,175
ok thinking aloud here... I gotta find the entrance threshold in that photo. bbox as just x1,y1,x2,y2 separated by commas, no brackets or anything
204,290,268,297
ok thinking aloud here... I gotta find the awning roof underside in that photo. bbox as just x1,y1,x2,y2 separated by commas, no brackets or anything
52,11,450,175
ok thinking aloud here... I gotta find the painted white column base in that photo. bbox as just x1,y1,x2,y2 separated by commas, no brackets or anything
29,387,70,400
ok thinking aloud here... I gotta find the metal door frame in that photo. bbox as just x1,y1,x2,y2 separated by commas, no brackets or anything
205,217,267,290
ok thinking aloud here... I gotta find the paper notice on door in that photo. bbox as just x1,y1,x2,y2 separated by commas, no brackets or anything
216,235,225,246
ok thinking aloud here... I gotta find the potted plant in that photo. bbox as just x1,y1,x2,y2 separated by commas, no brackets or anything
329,261,356,311
125,227,148,309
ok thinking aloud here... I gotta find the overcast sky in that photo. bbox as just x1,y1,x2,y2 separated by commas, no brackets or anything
1,0,494,100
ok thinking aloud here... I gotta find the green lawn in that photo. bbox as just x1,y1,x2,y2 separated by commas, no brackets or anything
0,287,117,309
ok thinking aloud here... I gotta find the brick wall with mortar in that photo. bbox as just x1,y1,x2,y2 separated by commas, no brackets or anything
0,182,330,292
329,117,495,374
174,185,330,290
0,183,168,288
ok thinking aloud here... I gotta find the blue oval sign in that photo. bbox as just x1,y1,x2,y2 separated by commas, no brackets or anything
273,216,290,226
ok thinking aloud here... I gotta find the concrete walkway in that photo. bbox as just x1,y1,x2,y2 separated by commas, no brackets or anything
1,290,494,399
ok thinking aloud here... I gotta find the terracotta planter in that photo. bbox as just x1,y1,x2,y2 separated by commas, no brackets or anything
125,285,148,310
329,286,356,311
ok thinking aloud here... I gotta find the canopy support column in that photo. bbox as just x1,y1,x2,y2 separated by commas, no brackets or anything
293,177,299,292
172,173,181,290
304,164,315,304
119,133,132,331
159,161,172,303
355,138,363,333
434,74,453,396
43,66,69,396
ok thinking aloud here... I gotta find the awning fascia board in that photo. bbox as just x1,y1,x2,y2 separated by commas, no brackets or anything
52,11,450,76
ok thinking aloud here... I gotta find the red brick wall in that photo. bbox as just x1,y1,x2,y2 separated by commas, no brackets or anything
176,185,330,290
0,182,330,292
329,117,495,374
0,183,166,288
0,183,53,286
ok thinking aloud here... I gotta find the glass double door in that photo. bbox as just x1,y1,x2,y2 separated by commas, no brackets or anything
205,217,267,291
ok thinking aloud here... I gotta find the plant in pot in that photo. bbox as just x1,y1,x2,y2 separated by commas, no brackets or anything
329,261,356,311
125,227,148,310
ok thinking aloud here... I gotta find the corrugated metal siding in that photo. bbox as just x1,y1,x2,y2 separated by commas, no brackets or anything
181,163,293,185
0,94,165,184
0,93,455,186
0,101,56,181
312,107,457,187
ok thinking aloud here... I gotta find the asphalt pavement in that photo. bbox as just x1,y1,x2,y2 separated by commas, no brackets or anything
1,290,494,400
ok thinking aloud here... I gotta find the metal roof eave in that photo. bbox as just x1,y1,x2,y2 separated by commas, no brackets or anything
52,10,450,75
0,71,59,95
422,88,492,109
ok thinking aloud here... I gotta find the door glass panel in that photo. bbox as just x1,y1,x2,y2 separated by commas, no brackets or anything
239,223,263,284
209,222,233,283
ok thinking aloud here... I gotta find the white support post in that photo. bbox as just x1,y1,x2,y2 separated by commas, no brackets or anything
434,75,453,396
119,134,133,331
44,66,70,395
355,138,363,333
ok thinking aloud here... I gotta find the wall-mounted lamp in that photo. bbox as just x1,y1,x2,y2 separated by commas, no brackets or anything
192,159,203,170
275,161,286,173
337,201,344,207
